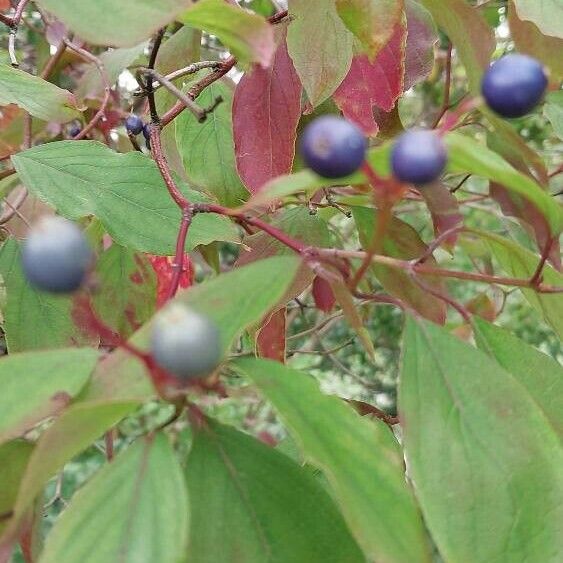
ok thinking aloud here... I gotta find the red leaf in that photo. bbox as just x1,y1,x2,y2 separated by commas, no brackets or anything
420,183,463,249
148,255,194,308
233,32,302,193
404,0,439,90
491,183,561,269
256,308,286,363
312,275,336,312
0,0,11,8
333,23,405,135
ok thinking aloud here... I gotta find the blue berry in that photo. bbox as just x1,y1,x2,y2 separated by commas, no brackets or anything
21,216,93,293
125,114,144,135
481,54,547,118
391,130,447,185
69,124,82,138
151,304,221,382
300,116,367,178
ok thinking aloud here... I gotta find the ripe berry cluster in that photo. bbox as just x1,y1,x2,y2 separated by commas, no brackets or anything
300,53,547,186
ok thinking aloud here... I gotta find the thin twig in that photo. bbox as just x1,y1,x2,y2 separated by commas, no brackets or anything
146,27,166,124
140,67,208,122
135,61,222,95
148,125,189,208
63,39,110,139
0,186,28,224
432,42,452,129
40,40,67,79
529,236,555,287
8,0,29,67
166,205,194,301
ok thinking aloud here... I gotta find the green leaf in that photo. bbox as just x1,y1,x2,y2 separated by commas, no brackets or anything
0,239,94,352
352,206,447,324
544,91,563,140
186,418,363,563
335,0,403,60
233,357,431,563
93,244,157,337
512,0,563,39
11,142,239,255
0,63,80,122
82,256,301,403
35,0,194,47
471,231,563,340
508,1,563,80
446,132,563,234
176,81,248,207
1,401,136,542
40,434,187,563
179,0,275,67
399,317,563,563
0,440,33,536
473,318,563,441
419,0,494,92
287,0,353,107
77,43,147,100
0,348,99,444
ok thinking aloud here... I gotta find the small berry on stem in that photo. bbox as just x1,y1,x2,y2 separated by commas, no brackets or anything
481,54,547,118
21,216,94,293
125,115,144,135
151,303,222,383
300,116,367,178
391,130,447,185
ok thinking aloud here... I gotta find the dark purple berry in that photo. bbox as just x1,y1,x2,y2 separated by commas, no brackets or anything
151,304,221,382
481,54,547,118
391,130,447,185
21,216,94,293
69,124,82,138
125,114,144,135
300,116,367,178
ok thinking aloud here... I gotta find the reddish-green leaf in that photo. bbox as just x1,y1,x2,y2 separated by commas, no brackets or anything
334,22,406,135
472,231,563,340
403,0,438,90
335,0,403,60
512,0,563,39
419,0,494,92
256,308,287,363
287,0,353,107
420,182,462,249
508,1,563,80
233,33,302,194
352,207,447,323
92,244,157,338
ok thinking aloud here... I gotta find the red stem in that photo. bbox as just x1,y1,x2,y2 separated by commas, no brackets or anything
166,206,194,301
